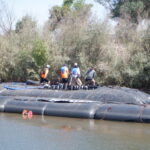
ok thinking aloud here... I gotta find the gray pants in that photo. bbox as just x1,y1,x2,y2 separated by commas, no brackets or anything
69,76,82,86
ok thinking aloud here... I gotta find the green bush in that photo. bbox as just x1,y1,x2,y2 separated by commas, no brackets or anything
32,40,48,66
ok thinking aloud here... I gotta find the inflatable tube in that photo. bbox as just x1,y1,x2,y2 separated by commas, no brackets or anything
2,96,100,119
0,96,150,122
94,104,150,123
94,104,144,122
141,106,150,123
0,96,11,112
4,100,47,115
44,102,99,119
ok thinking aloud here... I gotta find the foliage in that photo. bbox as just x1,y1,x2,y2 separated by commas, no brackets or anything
15,15,36,33
32,40,48,66
96,0,150,23
0,0,149,89
49,0,91,30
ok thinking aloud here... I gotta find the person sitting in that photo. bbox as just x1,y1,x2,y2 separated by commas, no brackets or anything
60,64,69,89
69,63,82,86
40,64,50,84
85,67,96,86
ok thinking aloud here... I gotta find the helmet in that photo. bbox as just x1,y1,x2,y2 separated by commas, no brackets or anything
46,64,50,68
74,63,78,66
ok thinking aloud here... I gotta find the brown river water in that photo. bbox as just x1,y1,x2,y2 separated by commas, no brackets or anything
0,113,150,150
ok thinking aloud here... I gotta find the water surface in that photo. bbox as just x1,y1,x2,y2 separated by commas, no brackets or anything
0,113,150,150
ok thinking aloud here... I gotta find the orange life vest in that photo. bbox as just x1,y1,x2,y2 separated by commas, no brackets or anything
60,66,69,78
40,68,49,79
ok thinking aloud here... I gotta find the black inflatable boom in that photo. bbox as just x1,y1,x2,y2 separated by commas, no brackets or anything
0,82,150,122
0,96,150,122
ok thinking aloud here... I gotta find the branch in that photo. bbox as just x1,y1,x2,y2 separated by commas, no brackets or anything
0,0,15,34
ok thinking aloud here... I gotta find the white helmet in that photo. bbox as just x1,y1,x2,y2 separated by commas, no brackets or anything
74,63,78,66
46,64,50,68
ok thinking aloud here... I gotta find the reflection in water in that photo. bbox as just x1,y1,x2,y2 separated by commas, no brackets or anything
0,113,150,150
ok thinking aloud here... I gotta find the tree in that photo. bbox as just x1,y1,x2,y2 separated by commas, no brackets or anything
49,0,89,30
15,15,38,51
15,15,36,33
32,39,48,66
95,0,150,23
0,0,15,34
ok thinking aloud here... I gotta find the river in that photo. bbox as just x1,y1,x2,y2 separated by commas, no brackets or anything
0,113,150,150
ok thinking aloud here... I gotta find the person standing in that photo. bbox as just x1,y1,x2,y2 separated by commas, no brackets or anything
85,67,96,86
70,63,82,86
60,64,69,89
40,64,50,84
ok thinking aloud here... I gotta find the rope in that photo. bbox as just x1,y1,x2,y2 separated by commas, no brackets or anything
138,104,147,122
101,105,112,120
